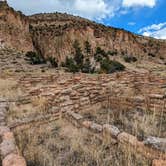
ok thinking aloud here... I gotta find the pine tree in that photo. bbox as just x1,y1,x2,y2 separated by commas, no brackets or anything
73,40,84,68
84,41,91,56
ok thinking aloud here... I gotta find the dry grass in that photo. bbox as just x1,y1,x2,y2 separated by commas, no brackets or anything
80,106,166,140
31,96,49,112
13,119,151,166
0,78,22,100
7,97,51,126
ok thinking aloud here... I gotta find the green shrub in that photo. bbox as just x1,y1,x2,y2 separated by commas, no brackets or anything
47,57,58,68
82,58,92,73
64,57,79,73
148,53,155,57
124,56,137,63
100,59,125,74
160,56,164,60
84,41,91,56
73,40,84,67
25,51,45,65
95,47,108,58
107,50,118,56
61,62,66,67
94,54,103,62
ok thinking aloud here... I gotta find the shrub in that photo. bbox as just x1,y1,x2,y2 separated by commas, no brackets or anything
94,54,103,62
25,51,45,65
124,56,137,63
95,47,108,58
82,58,92,73
61,62,66,67
64,57,79,73
160,56,164,60
84,41,91,56
47,57,58,68
107,50,118,56
100,59,125,74
73,40,84,67
148,53,155,57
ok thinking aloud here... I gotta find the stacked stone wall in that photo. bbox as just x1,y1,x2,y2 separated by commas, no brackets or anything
5,71,166,165
0,101,26,166
64,110,166,165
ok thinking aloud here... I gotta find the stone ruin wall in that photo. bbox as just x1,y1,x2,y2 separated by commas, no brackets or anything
0,71,166,165
20,71,166,115
0,102,26,166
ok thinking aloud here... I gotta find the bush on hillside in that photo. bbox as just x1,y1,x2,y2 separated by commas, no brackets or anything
148,53,156,57
73,40,84,67
95,47,108,58
47,57,58,68
82,58,93,73
124,56,137,63
84,41,91,56
100,59,125,74
25,51,46,65
64,57,79,73
107,50,118,56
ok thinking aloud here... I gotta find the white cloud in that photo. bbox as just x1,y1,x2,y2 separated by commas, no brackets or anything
139,22,166,39
122,0,156,8
8,0,121,20
139,22,166,33
128,22,136,26
7,0,158,21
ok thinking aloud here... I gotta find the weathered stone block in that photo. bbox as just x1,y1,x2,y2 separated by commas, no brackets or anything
0,140,17,158
0,126,10,136
144,137,166,152
117,132,141,147
2,132,15,141
66,111,83,121
2,153,26,166
82,121,92,129
103,124,120,138
90,123,103,133
152,159,166,166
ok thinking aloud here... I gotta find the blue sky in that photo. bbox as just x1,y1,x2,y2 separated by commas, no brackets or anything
7,0,166,39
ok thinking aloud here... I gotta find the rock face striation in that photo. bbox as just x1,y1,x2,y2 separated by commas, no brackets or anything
29,14,166,62
0,1,166,63
0,1,33,52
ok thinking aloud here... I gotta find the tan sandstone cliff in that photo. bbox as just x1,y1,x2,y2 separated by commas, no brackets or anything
0,1,33,51
0,1,166,63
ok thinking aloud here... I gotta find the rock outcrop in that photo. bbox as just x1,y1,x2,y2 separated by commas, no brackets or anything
29,13,166,62
0,1,33,52
0,1,166,64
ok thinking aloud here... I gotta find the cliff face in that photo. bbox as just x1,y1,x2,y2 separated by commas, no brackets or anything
0,1,33,51
0,1,166,63
29,13,166,62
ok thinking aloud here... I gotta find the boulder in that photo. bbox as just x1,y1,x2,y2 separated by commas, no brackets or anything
117,132,142,147
103,124,120,138
152,159,166,166
0,139,17,158
0,126,10,136
90,123,103,133
82,121,92,129
66,111,83,120
2,153,26,166
2,132,15,141
144,136,166,152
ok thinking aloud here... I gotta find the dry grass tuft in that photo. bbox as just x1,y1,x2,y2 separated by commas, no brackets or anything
0,78,22,100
